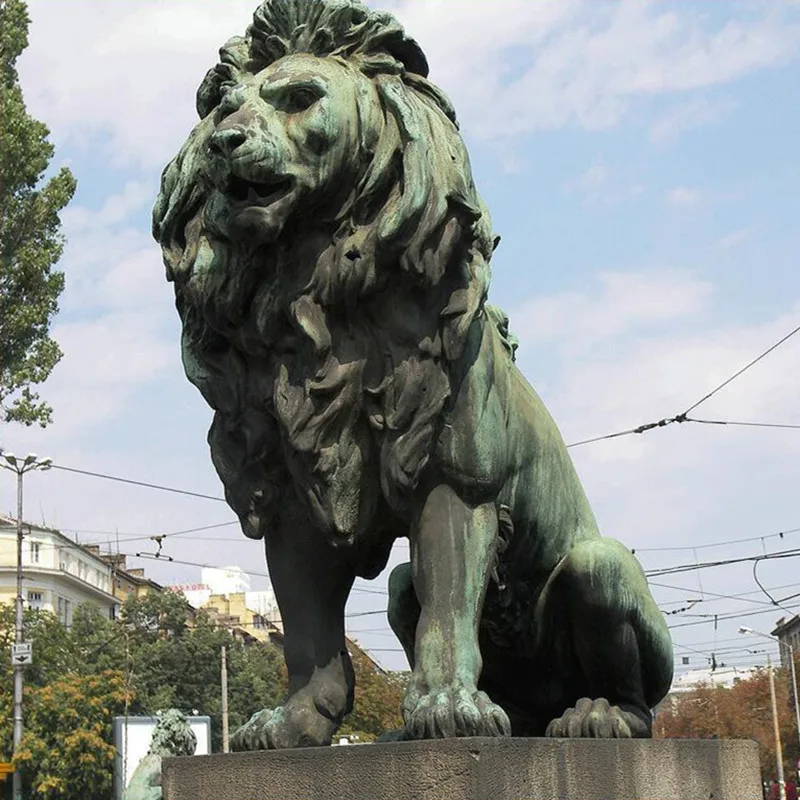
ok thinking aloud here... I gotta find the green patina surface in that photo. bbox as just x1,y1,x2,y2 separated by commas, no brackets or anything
153,0,674,748
123,710,197,800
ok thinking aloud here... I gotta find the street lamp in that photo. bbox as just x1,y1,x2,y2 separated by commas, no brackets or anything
1,450,52,800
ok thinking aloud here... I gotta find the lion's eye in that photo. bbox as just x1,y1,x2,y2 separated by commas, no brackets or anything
279,86,322,113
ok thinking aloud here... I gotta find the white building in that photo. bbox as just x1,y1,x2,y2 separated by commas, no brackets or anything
654,664,762,716
168,565,282,637
772,615,800,670
670,665,761,693
0,515,119,624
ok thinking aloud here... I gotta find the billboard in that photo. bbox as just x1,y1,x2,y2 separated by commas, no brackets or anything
112,715,211,799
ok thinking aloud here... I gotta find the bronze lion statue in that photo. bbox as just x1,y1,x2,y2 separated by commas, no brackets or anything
153,0,673,747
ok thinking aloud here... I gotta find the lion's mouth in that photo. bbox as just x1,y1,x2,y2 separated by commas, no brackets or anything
227,175,293,207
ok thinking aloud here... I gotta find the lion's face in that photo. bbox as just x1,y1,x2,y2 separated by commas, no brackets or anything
205,53,372,246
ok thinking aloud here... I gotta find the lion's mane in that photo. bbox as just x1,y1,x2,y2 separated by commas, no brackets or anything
153,0,497,552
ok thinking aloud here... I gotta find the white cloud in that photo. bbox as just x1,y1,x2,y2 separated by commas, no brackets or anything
10,183,180,437
21,0,258,167
718,228,751,249
410,0,800,141
649,97,734,145
17,0,800,165
62,181,153,232
667,186,703,208
512,270,714,352
564,161,610,202
563,160,648,205
509,279,800,571
45,311,177,431
5,0,799,675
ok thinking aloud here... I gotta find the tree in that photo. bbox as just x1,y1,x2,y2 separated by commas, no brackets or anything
0,0,76,427
656,662,800,781
12,671,131,800
0,596,406,793
337,644,405,741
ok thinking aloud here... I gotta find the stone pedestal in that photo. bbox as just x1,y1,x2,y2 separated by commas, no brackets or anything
162,737,762,800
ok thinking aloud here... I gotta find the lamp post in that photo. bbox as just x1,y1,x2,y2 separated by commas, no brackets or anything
739,626,800,752
1,451,52,800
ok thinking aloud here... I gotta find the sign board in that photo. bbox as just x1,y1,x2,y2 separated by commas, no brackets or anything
0,762,13,774
166,583,211,594
112,715,211,800
10,642,32,666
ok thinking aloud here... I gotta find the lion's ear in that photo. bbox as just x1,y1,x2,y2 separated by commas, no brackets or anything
196,36,249,119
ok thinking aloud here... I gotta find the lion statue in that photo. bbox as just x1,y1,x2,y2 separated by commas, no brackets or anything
153,0,673,747
123,710,196,800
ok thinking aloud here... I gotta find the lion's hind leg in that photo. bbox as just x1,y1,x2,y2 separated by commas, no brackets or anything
538,537,674,739
387,561,419,669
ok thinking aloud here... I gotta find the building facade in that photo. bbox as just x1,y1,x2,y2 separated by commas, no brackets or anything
94,551,164,603
167,566,283,643
0,516,119,624
772,615,800,670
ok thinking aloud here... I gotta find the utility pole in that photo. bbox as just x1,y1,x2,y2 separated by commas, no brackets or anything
1,452,52,800
13,470,24,800
221,645,230,753
769,656,787,800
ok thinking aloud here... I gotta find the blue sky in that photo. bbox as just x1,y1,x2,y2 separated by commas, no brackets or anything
3,0,799,675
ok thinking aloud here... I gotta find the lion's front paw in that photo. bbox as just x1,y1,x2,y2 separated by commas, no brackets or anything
404,686,511,740
545,697,648,738
231,708,277,751
230,699,338,751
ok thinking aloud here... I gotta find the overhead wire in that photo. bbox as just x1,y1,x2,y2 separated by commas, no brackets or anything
566,321,800,448
132,552,389,597
634,526,800,553
28,520,243,554
4,322,797,501
652,580,800,609
645,546,800,578
668,600,800,630
686,418,800,431
48,463,226,502
752,556,798,614
681,322,800,416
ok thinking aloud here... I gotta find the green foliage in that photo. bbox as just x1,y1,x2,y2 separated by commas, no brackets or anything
656,660,800,781
0,593,406,794
0,0,76,427
14,671,130,800
337,645,405,741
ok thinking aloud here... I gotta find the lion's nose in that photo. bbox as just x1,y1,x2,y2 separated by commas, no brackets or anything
209,125,247,156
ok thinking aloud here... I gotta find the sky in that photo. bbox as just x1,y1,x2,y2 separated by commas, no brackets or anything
2,0,799,677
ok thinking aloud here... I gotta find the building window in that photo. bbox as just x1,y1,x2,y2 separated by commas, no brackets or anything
29,542,40,563
28,591,43,610
57,596,71,626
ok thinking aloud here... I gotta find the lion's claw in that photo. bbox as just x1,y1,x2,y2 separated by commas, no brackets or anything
230,707,277,751
545,697,647,738
230,700,338,750
404,686,511,740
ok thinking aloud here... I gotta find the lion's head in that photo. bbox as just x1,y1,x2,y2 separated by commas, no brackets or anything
153,0,497,548
148,709,197,758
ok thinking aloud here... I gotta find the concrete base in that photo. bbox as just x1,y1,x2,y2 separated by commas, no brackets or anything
162,737,762,800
